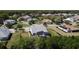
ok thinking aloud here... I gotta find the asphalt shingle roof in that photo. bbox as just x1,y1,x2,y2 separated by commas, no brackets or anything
30,24,48,35
0,26,10,39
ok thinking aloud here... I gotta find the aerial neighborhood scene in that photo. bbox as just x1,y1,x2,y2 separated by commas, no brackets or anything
0,10,79,49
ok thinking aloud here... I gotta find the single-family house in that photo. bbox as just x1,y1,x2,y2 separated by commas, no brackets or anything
4,19,16,25
0,26,11,40
58,23,79,32
64,15,79,23
73,15,79,22
42,19,52,24
29,24,51,37
20,15,32,22
63,16,79,26
64,18,75,23
41,13,52,16
41,14,46,16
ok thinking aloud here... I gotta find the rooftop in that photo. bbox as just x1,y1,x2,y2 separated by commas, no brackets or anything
61,23,79,30
29,24,48,35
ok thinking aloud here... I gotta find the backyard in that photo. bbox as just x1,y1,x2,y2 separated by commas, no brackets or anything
7,30,30,48
48,28,59,36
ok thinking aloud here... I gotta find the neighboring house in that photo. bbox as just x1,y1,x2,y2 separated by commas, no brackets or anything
22,15,31,19
58,23,79,32
64,15,79,23
62,13,68,16
42,19,52,24
41,13,52,17
4,19,16,25
41,14,46,16
0,26,11,40
63,16,79,26
19,15,32,22
63,18,75,23
73,15,79,22
29,24,51,37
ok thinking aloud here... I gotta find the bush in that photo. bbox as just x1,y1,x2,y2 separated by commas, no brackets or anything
33,36,46,49
17,23,23,28
29,20,35,25
6,35,79,49
0,42,7,49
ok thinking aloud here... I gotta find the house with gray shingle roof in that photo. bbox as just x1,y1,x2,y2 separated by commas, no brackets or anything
4,19,16,25
0,26,11,40
29,24,51,37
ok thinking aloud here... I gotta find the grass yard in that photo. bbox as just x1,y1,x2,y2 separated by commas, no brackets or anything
48,29,59,36
20,21,30,27
6,30,30,48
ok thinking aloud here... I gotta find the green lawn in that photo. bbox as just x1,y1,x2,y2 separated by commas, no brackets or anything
6,30,30,48
48,29,59,36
